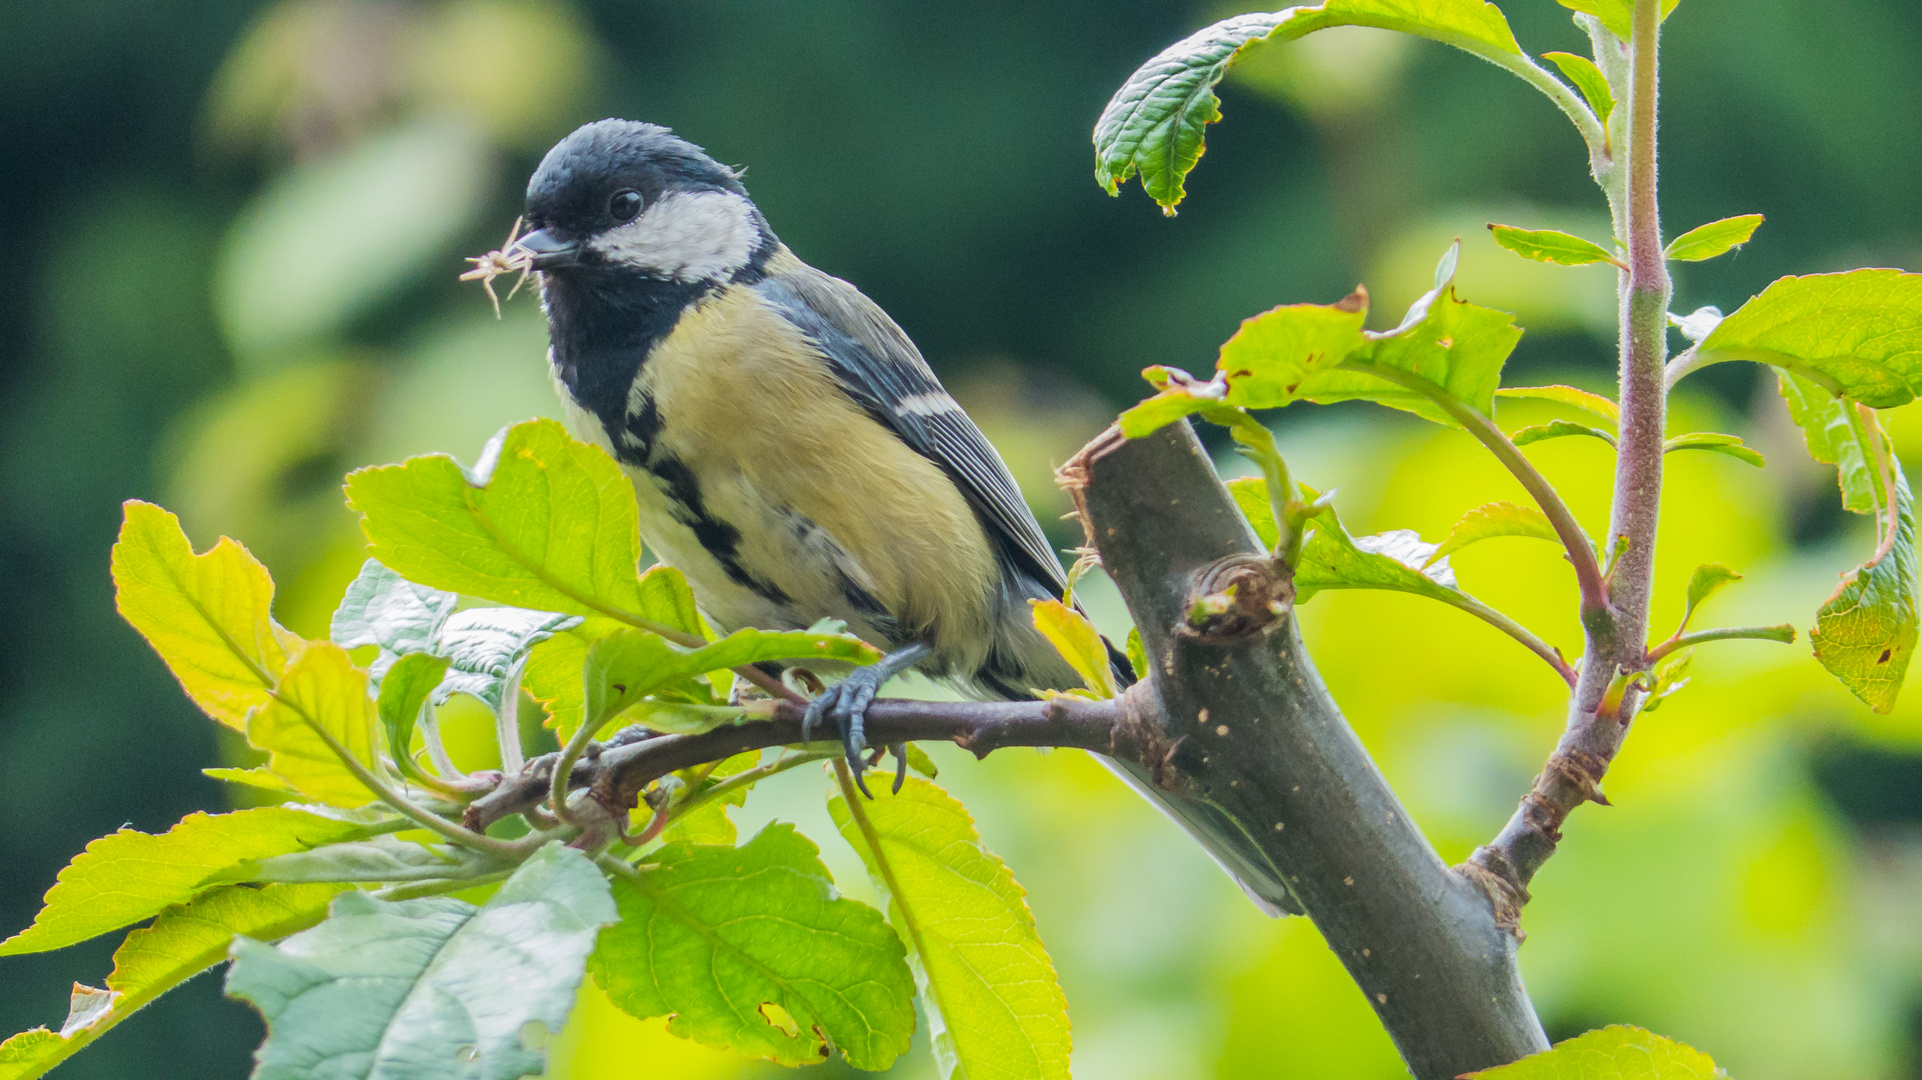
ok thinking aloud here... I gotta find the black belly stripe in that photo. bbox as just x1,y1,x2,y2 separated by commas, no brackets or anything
645,453,792,605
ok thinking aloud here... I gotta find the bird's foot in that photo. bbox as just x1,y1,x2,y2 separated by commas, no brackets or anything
801,643,930,797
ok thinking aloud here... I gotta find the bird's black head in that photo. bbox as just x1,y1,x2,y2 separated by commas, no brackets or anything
517,119,774,283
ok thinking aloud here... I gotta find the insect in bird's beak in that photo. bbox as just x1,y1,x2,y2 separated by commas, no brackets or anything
512,226,583,270
459,216,538,317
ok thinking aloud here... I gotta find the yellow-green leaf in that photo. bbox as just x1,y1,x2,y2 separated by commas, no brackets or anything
1555,0,1680,41
1511,420,1616,448
1682,563,1742,630
111,500,299,729
1702,271,1922,409
1541,51,1612,123
1030,599,1117,698
830,777,1071,1080
1429,501,1567,565
0,808,364,956
1813,463,1918,713
246,643,382,807
1664,431,1765,467
345,419,667,632
1489,224,1620,267
1778,371,1881,514
1216,295,1369,411
1495,384,1620,424
1226,476,1281,549
1465,1024,1721,1078
1666,214,1763,262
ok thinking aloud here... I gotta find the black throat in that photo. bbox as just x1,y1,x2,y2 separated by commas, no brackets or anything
540,267,714,455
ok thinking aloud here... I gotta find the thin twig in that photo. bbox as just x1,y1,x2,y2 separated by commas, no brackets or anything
1646,624,1797,663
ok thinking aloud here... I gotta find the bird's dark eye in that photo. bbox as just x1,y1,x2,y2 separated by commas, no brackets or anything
608,189,643,222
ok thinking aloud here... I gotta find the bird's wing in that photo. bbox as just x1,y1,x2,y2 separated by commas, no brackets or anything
753,259,1069,596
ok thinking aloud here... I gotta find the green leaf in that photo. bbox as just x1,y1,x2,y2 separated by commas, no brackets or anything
1030,599,1118,697
1488,224,1620,267
1511,420,1617,447
204,767,302,795
831,777,1071,1080
1812,462,1918,713
1296,509,1461,605
0,884,347,1080
329,559,456,671
1555,0,1680,41
1666,214,1764,262
903,743,940,779
1778,371,1882,513
1682,564,1742,630
111,500,300,730
432,606,580,710
1639,651,1693,715
1124,627,1149,682
1663,431,1766,467
375,651,449,783
246,643,382,808
1495,384,1620,424
1094,2,1520,212
1465,1023,1721,1077
1700,270,1922,408
593,823,915,1070
1541,51,1612,123
580,626,877,739
1429,501,1567,564
345,419,667,630
1227,476,1281,549
215,835,512,885
0,808,365,956
227,843,615,1080
1214,295,1369,410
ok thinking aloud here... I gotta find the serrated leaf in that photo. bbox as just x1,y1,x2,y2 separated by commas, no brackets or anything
1214,295,1369,410
1555,0,1680,41
1682,564,1742,629
593,823,915,1070
328,560,456,674
1512,420,1617,447
1542,51,1613,123
1226,476,1281,549
432,606,579,710
1495,384,1620,424
1700,270,1922,408
831,777,1070,1080
345,419,665,629
1813,462,1918,713
0,883,346,1080
227,843,614,1080
1429,501,1567,564
1465,1023,1721,1078
111,500,299,729
522,616,623,739
375,651,449,780
0,808,366,956
1666,214,1763,262
1778,371,1881,514
1094,2,1519,212
246,643,381,808
1664,431,1765,467
1030,599,1118,698
1489,224,1620,267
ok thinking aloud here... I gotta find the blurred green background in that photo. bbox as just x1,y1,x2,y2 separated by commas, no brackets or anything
5,0,1922,1076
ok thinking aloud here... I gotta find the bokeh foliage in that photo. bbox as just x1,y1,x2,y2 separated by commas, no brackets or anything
5,1,1922,1078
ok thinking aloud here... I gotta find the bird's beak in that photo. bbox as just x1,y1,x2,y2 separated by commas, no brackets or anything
514,227,582,270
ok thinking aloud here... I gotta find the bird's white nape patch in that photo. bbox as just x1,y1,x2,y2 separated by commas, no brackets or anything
590,190,759,282
893,392,961,418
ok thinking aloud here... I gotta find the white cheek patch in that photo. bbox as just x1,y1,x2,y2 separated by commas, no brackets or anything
590,190,759,282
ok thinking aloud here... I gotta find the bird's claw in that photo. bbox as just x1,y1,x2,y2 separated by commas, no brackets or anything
802,666,890,798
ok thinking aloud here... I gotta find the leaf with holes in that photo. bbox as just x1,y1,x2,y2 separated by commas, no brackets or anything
1465,1023,1719,1078
831,777,1070,1080
227,843,614,1080
1700,271,1922,408
1094,2,1520,212
111,500,301,729
1812,463,1918,713
1666,214,1763,262
592,823,915,1069
1429,502,1568,565
0,808,366,957
1664,432,1765,468
1489,224,1620,267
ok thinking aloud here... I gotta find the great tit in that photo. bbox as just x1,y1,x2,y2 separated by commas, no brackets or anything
515,119,1129,792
